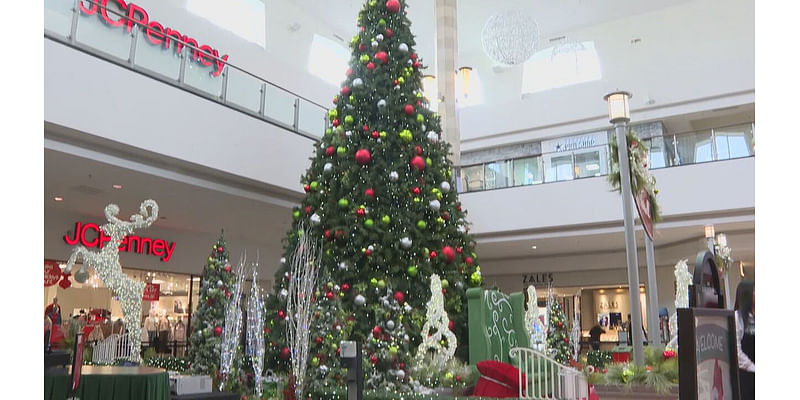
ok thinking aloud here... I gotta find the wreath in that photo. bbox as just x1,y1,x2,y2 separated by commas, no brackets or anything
608,128,661,223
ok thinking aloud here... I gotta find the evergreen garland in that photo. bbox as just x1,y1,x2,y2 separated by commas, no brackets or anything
608,128,661,223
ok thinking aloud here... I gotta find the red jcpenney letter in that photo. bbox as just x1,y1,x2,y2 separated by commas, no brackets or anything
79,0,98,15
81,223,100,248
100,0,127,27
146,21,165,46
126,3,149,33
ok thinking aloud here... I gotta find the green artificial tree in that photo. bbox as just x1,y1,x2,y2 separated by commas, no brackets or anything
188,233,236,380
546,298,573,365
264,0,483,395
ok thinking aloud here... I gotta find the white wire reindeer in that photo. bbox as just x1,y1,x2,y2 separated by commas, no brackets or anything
64,199,159,363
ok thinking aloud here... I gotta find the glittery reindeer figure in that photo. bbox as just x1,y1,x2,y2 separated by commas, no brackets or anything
64,199,159,363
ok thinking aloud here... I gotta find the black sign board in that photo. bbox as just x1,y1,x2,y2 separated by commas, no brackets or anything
678,308,741,400
689,250,725,308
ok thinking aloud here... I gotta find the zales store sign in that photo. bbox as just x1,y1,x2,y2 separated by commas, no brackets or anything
80,0,229,77
522,273,554,286
64,221,176,262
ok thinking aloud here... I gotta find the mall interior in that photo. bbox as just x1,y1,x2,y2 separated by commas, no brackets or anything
42,0,755,398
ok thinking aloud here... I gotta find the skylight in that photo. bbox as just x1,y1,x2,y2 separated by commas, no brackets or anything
308,34,350,86
521,41,602,95
187,0,265,48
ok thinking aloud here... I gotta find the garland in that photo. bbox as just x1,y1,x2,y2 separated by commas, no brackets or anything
608,128,661,223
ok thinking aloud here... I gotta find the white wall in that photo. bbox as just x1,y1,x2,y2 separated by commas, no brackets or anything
45,38,315,192
457,0,755,150
460,157,755,235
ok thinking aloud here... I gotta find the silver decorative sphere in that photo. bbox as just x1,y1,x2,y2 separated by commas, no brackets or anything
217,280,224,287
310,213,321,225
427,131,439,143
376,34,384,42
377,99,387,108
389,171,399,182
382,299,391,308
280,257,286,265
440,181,451,193
481,11,539,66
371,41,379,49
352,78,363,87
354,294,366,306
458,225,467,233
398,43,409,53
396,369,405,379
320,365,329,375
339,261,349,271
280,288,289,298
386,320,395,330
400,237,412,249
455,281,464,290
345,130,352,137
324,163,333,173
404,304,412,313
74,269,90,284
429,200,441,211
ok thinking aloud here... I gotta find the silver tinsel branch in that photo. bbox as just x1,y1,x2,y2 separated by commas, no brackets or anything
219,253,247,390
247,260,266,397
286,223,322,398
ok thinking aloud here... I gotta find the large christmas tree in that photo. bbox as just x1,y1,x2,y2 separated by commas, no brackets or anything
188,233,235,379
264,0,483,395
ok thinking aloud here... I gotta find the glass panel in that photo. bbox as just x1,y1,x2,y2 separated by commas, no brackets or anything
133,24,182,80
546,154,574,182
298,100,326,138
226,68,263,113
264,84,296,127
183,50,224,97
75,0,132,61
643,136,672,169
513,156,542,186
714,124,754,160
485,161,511,189
45,0,74,37
575,150,603,178
674,130,713,165
461,165,484,192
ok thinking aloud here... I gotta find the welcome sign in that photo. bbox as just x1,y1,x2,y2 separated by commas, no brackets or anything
678,308,741,400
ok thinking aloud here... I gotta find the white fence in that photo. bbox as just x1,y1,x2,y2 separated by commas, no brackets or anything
510,347,589,400
91,333,134,364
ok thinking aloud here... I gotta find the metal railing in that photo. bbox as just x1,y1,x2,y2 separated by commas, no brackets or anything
459,122,755,193
91,333,135,364
510,347,588,400
44,0,328,140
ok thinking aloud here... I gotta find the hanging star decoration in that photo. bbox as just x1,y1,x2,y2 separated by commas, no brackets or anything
64,199,159,363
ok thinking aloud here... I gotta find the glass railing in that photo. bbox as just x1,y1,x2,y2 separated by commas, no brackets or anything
44,0,328,140
458,122,755,193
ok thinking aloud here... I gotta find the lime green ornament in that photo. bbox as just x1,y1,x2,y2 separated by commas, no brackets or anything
310,181,319,191
311,357,319,367
351,36,359,45
369,0,377,6
416,92,423,98
378,19,386,27
388,346,398,356
436,217,445,225
364,219,374,228
338,198,350,208
426,157,432,167
417,220,427,230
344,115,354,125
400,129,413,142
360,54,370,63
371,278,378,286
441,279,449,288
297,229,304,236
349,95,355,103
335,126,345,135
378,279,386,289
325,128,332,136
416,114,425,123
337,146,347,156
381,215,391,224
293,210,300,219
436,192,443,200
380,131,387,138
407,265,418,277
413,197,420,203
398,77,405,85
328,109,338,119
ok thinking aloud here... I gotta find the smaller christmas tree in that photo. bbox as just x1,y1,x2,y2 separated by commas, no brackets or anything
546,297,572,365
188,232,235,377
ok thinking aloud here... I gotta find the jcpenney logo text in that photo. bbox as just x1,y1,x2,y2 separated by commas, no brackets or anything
64,221,176,262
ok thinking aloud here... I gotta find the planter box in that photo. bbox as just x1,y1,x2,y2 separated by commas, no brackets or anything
592,384,678,400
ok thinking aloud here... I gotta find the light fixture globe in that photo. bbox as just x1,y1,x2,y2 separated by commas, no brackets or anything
481,11,539,66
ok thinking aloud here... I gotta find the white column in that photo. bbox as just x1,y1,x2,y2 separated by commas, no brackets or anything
434,0,460,167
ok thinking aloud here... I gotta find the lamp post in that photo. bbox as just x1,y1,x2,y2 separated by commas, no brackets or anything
704,225,715,253
644,235,660,345
604,90,645,366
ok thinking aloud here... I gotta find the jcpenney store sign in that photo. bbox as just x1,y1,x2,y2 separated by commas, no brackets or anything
80,0,229,76
64,221,176,262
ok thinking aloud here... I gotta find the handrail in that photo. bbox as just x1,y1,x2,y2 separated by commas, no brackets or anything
510,347,588,400
45,0,328,140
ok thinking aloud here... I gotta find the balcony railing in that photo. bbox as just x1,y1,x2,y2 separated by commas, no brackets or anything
458,122,755,193
44,0,328,140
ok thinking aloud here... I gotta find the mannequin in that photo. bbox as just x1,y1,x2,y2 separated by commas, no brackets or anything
158,314,171,354
144,310,158,348
45,297,62,326
173,317,186,357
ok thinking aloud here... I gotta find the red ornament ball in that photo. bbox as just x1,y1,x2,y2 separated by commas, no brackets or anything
365,188,376,198
367,62,376,71
355,149,372,165
324,229,332,240
216,246,224,253
393,291,405,303
358,43,366,52
413,61,420,69
373,326,382,338
441,246,456,263
304,206,312,214
362,124,370,132
316,336,323,344
371,130,380,139
365,248,372,256
224,264,231,272
59,275,72,289
325,146,335,156
356,208,366,217
449,320,455,331
374,51,389,65
303,184,310,192
342,283,350,292
429,251,437,259
412,187,421,195
346,68,353,76
465,256,474,266
564,337,570,343
385,28,393,38
278,310,286,320
214,326,222,336
326,291,334,300
410,53,418,61
341,87,351,96
414,145,423,155
280,347,290,360
386,0,401,13
410,156,426,171
404,104,414,115
456,247,462,253
557,321,563,328
370,355,379,364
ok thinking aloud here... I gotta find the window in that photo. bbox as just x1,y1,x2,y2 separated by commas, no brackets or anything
675,130,713,165
485,161,512,189
521,41,602,94
575,151,603,178
188,0,265,48
308,34,350,86
461,165,485,192
513,157,542,186
546,155,575,182
714,124,754,160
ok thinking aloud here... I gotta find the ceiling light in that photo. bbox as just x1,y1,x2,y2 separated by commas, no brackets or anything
112,184,123,189
53,196,63,202
531,245,537,249
599,289,605,294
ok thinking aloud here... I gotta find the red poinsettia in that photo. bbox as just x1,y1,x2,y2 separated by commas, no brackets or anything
663,350,677,360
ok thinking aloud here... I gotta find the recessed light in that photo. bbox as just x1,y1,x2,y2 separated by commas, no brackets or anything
54,196,63,202
112,184,123,189
530,245,537,249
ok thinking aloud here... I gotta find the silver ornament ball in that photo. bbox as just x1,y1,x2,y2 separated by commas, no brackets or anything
352,78,363,87
400,237,412,249
398,43,409,53
324,163,333,173
386,320,395,330
429,200,441,211
310,213,321,225
74,269,90,284
440,181,451,193
354,294,366,306
376,34,384,42
377,99,387,108
389,171,399,182
427,131,439,143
